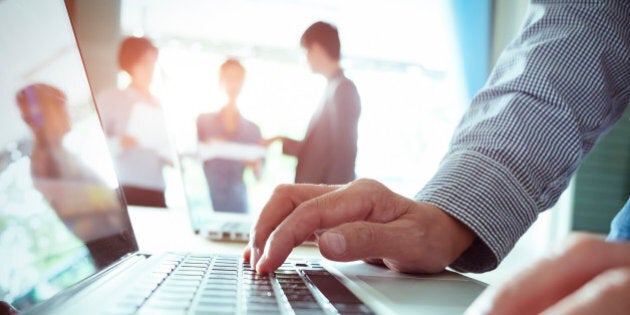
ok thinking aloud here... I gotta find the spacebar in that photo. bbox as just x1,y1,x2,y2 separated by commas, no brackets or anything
304,270,363,304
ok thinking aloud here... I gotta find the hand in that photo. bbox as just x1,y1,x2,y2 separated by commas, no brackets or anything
465,234,630,315
260,136,283,147
243,178,475,274
247,159,264,180
120,134,138,149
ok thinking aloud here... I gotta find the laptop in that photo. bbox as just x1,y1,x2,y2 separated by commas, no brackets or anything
177,148,255,242
0,0,486,314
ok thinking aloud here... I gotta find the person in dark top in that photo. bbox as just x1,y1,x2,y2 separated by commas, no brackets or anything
265,21,361,184
197,59,263,213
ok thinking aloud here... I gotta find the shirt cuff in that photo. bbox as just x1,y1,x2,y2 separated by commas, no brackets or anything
415,151,539,273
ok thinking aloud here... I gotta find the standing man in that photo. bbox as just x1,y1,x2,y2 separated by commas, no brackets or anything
268,21,361,184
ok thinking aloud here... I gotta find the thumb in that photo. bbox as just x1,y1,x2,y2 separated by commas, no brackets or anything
318,221,399,262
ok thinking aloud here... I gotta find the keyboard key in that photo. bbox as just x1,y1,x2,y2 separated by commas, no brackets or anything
289,301,322,309
169,274,203,281
172,270,205,277
292,309,327,315
244,295,278,304
286,293,316,302
196,297,237,307
152,291,196,301
244,303,281,312
194,312,232,315
333,303,375,314
162,279,201,287
203,283,236,291
243,289,274,298
130,253,373,315
200,290,238,298
143,299,190,310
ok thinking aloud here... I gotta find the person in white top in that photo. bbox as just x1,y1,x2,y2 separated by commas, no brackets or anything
17,83,129,268
96,37,173,207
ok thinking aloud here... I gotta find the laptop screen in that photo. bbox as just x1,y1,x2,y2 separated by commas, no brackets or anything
0,0,137,310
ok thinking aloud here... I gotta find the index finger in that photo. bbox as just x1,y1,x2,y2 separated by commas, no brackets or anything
246,184,338,266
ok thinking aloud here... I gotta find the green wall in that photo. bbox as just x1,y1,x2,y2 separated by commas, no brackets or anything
573,107,630,234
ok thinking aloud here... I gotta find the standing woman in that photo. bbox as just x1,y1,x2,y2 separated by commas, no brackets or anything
196,59,263,213
97,37,173,207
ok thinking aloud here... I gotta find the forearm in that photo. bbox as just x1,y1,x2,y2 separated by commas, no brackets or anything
417,0,630,272
416,151,539,272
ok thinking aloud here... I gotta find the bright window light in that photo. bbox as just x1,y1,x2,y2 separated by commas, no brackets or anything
121,0,468,211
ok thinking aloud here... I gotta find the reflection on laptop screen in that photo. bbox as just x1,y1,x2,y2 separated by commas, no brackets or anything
0,0,137,310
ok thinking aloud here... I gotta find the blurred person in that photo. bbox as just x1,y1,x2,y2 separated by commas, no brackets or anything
265,21,361,185
244,0,630,312
196,58,264,213
96,36,173,208
17,83,127,268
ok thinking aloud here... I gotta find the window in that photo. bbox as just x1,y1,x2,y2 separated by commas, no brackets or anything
121,0,470,210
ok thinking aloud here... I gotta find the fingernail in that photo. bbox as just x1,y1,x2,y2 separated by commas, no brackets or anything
321,232,346,256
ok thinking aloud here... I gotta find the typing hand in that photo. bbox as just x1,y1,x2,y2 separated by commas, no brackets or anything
243,178,475,274
465,234,630,315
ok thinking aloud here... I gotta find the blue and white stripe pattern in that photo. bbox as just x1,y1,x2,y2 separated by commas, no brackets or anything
416,0,630,273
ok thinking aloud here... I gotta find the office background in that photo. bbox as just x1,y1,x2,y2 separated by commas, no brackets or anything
61,0,629,283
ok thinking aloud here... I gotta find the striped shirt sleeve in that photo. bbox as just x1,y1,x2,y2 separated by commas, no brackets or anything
416,0,630,273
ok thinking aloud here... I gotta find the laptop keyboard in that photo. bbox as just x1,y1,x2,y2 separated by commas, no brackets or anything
109,253,374,315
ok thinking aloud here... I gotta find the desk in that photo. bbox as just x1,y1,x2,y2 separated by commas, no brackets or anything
127,206,320,257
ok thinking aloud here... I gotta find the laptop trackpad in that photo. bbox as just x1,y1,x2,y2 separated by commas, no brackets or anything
329,262,485,314
356,275,486,314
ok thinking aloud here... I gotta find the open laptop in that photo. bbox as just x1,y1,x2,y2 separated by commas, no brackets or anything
0,0,486,314
177,149,255,242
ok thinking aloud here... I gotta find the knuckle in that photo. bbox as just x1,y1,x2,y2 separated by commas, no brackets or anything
353,178,385,191
581,267,630,307
272,183,294,196
599,267,630,290
352,177,374,186
354,221,377,244
310,195,327,211
351,178,400,218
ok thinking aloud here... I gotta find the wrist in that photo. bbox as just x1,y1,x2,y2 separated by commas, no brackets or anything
420,202,476,267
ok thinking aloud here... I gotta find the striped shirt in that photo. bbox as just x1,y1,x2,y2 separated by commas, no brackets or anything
416,0,630,273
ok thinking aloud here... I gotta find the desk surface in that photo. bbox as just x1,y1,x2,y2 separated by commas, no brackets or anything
127,206,320,258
